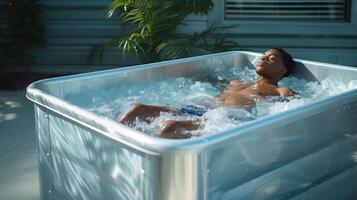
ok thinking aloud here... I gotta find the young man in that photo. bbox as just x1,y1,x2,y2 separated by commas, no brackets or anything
118,48,295,139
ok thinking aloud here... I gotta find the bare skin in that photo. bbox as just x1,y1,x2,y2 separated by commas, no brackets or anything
118,49,294,139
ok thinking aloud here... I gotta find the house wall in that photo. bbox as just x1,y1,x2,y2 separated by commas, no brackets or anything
209,0,357,68
0,0,133,72
0,0,356,73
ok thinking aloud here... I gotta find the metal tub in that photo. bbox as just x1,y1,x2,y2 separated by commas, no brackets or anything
26,51,357,200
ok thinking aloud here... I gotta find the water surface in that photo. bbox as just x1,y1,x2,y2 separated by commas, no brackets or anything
65,67,357,138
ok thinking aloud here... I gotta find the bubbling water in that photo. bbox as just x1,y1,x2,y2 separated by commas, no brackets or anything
65,67,357,138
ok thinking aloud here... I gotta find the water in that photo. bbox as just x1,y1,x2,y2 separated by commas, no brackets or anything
65,67,357,138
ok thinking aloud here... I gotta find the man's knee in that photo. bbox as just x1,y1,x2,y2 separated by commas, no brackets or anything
156,120,192,139
117,103,146,124
161,120,177,128
131,103,146,110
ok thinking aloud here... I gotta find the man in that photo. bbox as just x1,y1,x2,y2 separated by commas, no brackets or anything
118,48,295,139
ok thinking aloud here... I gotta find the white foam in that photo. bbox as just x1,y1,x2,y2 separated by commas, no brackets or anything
65,68,357,137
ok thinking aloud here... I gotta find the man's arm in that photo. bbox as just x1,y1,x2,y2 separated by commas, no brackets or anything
277,87,294,96
117,103,181,125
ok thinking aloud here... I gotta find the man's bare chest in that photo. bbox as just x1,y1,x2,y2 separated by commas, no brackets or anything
225,84,280,96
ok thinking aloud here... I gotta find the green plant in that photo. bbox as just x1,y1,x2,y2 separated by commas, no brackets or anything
2,0,45,70
88,0,239,64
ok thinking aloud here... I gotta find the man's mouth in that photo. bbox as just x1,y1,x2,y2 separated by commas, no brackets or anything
257,62,266,68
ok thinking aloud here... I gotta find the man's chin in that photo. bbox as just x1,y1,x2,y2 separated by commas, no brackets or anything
255,68,264,76
256,65,265,71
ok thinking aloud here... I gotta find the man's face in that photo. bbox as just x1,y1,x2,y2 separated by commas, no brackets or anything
256,49,287,80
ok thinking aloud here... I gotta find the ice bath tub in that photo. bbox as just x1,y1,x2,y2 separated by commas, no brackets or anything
27,51,357,200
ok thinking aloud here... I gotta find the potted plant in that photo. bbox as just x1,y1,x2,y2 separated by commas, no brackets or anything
89,0,239,64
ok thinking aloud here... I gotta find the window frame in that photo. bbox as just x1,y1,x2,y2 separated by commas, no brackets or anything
208,0,357,35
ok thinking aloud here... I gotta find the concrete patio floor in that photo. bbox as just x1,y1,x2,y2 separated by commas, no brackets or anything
0,90,39,200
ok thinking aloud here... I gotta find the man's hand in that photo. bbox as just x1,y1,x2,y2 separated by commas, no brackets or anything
277,87,294,96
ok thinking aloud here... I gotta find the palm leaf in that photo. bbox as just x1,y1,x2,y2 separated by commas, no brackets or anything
89,0,239,64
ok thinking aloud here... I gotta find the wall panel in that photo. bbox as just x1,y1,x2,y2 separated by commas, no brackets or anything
0,0,356,73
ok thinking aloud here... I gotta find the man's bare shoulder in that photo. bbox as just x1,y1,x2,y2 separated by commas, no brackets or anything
277,87,294,96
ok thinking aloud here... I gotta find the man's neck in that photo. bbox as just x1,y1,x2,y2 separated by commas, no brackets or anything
255,76,279,86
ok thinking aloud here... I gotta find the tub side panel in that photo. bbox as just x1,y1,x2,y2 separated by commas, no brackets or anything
289,166,357,200
35,105,52,200
220,134,357,200
32,52,255,99
293,60,357,83
47,112,149,200
157,153,207,200
205,98,357,200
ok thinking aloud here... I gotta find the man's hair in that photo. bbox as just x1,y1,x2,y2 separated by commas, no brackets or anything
270,47,295,77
